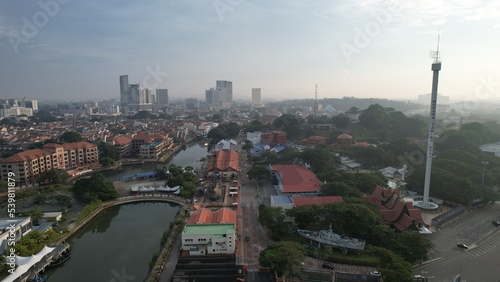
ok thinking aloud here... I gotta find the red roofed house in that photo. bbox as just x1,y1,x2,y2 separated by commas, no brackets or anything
205,149,240,179
1,141,98,187
271,164,322,195
261,131,287,146
188,208,237,224
336,133,354,145
363,186,427,232
108,135,133,158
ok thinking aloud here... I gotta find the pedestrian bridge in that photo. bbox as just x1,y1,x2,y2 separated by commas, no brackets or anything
104,194,189,208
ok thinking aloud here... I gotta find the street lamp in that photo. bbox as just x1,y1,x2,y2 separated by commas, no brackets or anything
481,161,489,187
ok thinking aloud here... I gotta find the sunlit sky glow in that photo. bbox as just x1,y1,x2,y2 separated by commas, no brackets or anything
1,0,500,102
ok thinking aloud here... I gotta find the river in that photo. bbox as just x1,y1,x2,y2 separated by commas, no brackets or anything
101,142,210,182
46,141,209,281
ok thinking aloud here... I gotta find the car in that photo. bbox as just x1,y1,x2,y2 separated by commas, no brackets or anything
322,262,334,269
457,243,469,249
493,221,500,227
244,236,250,242
370,270,381,276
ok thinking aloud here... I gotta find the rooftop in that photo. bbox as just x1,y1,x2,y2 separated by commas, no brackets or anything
188,208,237,224
272,164,322,193
183,223,236,235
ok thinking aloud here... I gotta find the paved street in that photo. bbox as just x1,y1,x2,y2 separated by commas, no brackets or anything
415,202,500,281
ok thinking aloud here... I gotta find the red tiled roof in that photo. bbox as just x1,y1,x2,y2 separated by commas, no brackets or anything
188,208,237,224
337,133,353,139
292,196,344,207
0,149,51,163
363,185,428,231
114,135,132,145
206,149,240,172
272,164,322,193
62,141,97,150
42,143,63,149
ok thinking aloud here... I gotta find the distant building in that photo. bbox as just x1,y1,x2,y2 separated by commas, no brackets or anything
260,131,287,146
0,107,33,117
246,132,262,145
252,88,261,107
185,98,199,109
119,75,154,112
205,80,232,107
156,89,169,105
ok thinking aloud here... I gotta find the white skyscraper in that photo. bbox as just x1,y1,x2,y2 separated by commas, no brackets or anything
252,88,261,107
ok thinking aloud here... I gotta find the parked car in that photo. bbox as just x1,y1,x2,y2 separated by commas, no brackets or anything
370,270,381,276
457,243,469,249
322,262,334,269
492,221,500,227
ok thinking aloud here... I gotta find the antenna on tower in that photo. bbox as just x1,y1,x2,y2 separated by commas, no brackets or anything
429,30,441,63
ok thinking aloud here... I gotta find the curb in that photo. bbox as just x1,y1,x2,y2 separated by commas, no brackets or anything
413,257,442,268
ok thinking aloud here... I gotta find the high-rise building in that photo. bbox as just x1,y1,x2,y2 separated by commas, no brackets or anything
156,89,169,105
216,80,232,102
205,81,232,107
144,89,152,104
205,88,219,106
252,88,261,107
119,75,130,106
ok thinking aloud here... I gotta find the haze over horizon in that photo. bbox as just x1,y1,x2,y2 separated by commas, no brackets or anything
1,1,500,103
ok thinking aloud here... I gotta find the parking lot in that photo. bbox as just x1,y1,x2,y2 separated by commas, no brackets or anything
415,202,500,281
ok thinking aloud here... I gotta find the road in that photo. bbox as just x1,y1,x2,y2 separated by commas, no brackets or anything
415,202,500,281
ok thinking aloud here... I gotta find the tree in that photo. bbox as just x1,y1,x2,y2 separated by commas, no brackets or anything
33,194,46,204
38,169,70,184
390,231,433,264
368,246,413,282
259,241,307,277
247,165,270,184
258,205,288,237
60,131,83,143
320,182,362,198
26,207,44,225
100,156,115,167
242,140,253,151
72,173,118,203
97,141,118,160
212,113,223,122
244,120,264,132
273,114,304,141
332,113,350,128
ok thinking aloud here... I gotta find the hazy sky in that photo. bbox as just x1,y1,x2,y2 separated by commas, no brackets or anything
1,0,500,103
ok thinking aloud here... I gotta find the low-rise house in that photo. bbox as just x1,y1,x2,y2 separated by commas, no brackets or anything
271,164,322,195
181,224,236,256
363,186,427,232
205,149,239,179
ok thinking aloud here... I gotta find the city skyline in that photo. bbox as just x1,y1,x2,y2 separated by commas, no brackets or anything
1,1,500,103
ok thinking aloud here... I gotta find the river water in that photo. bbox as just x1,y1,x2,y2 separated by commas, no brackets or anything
46,142,209,281
47,202,180,282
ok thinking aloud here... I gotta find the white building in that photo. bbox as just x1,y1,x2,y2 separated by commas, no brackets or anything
181,224,236,256
246,132,262,145
0,107,33,117
0,217,32,253
252,88,261,107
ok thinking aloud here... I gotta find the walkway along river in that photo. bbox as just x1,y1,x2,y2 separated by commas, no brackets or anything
46,142,209,281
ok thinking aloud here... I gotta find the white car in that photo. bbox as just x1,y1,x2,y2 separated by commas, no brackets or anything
370,270,381,276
